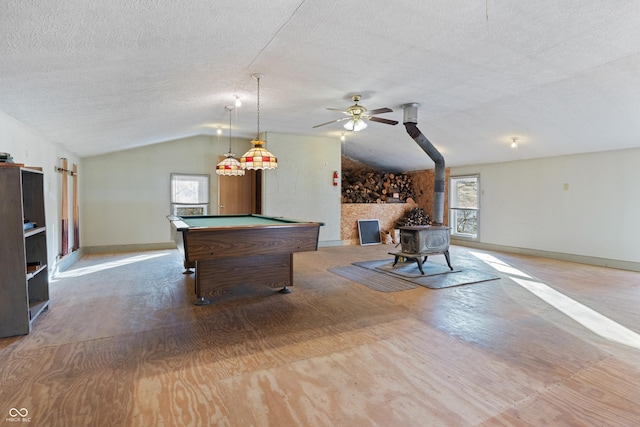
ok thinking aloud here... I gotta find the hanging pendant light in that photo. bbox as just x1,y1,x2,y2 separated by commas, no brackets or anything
216,106,245,176
240,73,278,170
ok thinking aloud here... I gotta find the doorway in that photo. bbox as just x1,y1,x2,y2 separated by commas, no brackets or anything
217,164,255,214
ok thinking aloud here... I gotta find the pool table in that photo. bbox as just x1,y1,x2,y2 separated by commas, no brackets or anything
167,214,323,305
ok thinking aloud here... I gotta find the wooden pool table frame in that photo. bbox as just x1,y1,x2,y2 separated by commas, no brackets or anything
168,214,322,305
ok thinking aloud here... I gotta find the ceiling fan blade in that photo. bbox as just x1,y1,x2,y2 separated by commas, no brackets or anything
312,117,350,128
326,108,351,116
369,116,399,126
367,107,393,115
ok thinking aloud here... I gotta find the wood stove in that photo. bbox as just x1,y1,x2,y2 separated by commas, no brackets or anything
400,225,450,253
393,104,453,274
389,225,453,274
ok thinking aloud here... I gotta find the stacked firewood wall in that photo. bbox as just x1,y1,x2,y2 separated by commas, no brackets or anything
342,170,416,204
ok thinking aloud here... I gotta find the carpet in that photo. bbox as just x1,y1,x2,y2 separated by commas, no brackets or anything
330,258,500,291
354,258,460,278
328,266,418,292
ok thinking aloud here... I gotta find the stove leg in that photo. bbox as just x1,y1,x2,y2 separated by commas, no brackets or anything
416,257,425,275
444,250,453,270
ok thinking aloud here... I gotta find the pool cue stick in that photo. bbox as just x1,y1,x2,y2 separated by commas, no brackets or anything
61,158,69,257
72,163,79,252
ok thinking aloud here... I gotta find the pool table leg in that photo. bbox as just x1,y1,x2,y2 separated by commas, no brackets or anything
183,260,195,275
278,254,294,293
195,296,210,306
194,261,210,305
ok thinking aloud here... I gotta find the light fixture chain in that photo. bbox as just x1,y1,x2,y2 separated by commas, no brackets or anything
256,75,261,138
228,107,233,152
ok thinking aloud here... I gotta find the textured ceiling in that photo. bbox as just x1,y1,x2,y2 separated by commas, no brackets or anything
2,1,640,171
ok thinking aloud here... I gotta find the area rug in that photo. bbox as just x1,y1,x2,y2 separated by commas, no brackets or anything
330,258,500,291
354,258,460,279
328,266,418,292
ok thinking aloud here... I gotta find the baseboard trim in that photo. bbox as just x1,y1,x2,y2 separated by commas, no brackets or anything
451,239,640,273
52,248,84,275
318,240,348,247
82,242,177,254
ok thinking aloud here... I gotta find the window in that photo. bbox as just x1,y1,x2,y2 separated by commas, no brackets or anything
449,175,479,239
170,173,210,216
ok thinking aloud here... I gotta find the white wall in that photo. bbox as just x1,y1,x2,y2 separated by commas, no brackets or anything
262,132,342,243
0,111,81,272
451,148,640,265
81,134,246,248
81,132,342,248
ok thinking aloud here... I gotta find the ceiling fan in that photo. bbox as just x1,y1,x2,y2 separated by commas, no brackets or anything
313,95,399,132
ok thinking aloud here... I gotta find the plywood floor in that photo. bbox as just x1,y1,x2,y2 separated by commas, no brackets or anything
1,244,639,426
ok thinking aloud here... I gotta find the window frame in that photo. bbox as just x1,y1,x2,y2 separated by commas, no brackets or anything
170,173,210,216
449,174,480,240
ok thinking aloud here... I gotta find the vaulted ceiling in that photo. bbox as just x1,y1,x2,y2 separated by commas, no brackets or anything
2,1,639,171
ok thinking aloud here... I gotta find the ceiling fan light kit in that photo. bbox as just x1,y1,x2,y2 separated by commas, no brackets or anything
313,94,398,131
344,118,367,132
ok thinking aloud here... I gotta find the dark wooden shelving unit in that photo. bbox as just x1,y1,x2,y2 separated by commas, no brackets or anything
0,166,50,337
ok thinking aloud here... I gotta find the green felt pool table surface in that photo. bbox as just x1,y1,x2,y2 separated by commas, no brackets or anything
179,215,307,228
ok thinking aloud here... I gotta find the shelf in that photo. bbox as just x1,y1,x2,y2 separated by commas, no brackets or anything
26,264,47,280
29,300,50,322
25,226,46,238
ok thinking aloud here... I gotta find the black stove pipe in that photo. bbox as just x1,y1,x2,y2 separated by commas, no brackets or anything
401,103,445,225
